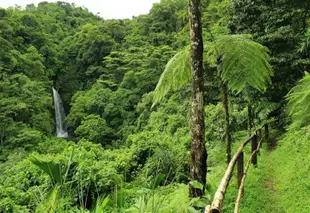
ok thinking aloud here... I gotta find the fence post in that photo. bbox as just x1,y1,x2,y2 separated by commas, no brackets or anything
251,135,258,167
237,152,244,190
264,124,269,142
257,129,262,148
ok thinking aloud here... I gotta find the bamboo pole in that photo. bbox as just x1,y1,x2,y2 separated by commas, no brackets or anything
234,135,266,213
206,136,253,213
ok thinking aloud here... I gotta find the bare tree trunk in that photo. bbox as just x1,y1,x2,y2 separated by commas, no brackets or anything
221,82,231,165
188,0,207,198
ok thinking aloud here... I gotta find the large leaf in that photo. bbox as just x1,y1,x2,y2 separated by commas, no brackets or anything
30,155,63,185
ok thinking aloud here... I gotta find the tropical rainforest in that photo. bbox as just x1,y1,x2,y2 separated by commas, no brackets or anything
0,0,310,212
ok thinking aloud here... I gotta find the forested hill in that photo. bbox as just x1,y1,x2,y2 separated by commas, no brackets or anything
0,0,310,212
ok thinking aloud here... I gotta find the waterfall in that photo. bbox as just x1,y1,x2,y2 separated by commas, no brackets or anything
52,87,68,138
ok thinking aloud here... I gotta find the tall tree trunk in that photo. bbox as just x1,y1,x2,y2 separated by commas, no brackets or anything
247,104,252,136
221,82,232,165
188,0,207,198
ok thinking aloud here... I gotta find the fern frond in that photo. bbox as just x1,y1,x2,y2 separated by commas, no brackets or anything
207,34,273,93
286,72,310,129
152,47,191,106
254,99,280,121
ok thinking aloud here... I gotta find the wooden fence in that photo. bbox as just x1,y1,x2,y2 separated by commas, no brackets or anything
205,123,270,213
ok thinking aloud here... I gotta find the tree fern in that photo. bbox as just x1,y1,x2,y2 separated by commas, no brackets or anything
153,35,273,105
207,34,273,93
286,72,310,129
152,47,191,106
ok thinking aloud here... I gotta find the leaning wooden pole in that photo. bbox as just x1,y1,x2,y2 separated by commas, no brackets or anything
206,136,253,213
234,135,266,213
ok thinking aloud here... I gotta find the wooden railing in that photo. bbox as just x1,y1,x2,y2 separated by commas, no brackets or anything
205,123,270,213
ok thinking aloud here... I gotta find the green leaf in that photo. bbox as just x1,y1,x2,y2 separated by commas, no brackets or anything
189,180,203,190
117,190,126,208
187,206,200,213
149,174,166,190
93,197,112,213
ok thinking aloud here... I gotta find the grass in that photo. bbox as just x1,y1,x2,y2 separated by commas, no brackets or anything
268,127,310,213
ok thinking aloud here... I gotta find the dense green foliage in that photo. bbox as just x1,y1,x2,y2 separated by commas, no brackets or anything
0,0,310,212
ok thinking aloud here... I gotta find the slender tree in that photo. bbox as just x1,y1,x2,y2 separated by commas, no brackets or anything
188,0,207,197
247,104,253,136
221,81,232,164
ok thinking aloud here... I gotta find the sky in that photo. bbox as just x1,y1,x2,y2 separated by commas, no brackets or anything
0,0,160,19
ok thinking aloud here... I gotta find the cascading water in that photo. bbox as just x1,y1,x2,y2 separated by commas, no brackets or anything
52,87,68,138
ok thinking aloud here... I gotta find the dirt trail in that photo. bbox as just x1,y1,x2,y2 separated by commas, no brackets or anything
268,136,278,151
264,178,276,193
262,136,285,213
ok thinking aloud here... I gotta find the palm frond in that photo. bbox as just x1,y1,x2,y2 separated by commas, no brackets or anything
298,35,310,56
30,156,63,185
286,72,310,129
152,47,191,106
207,34,273,93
